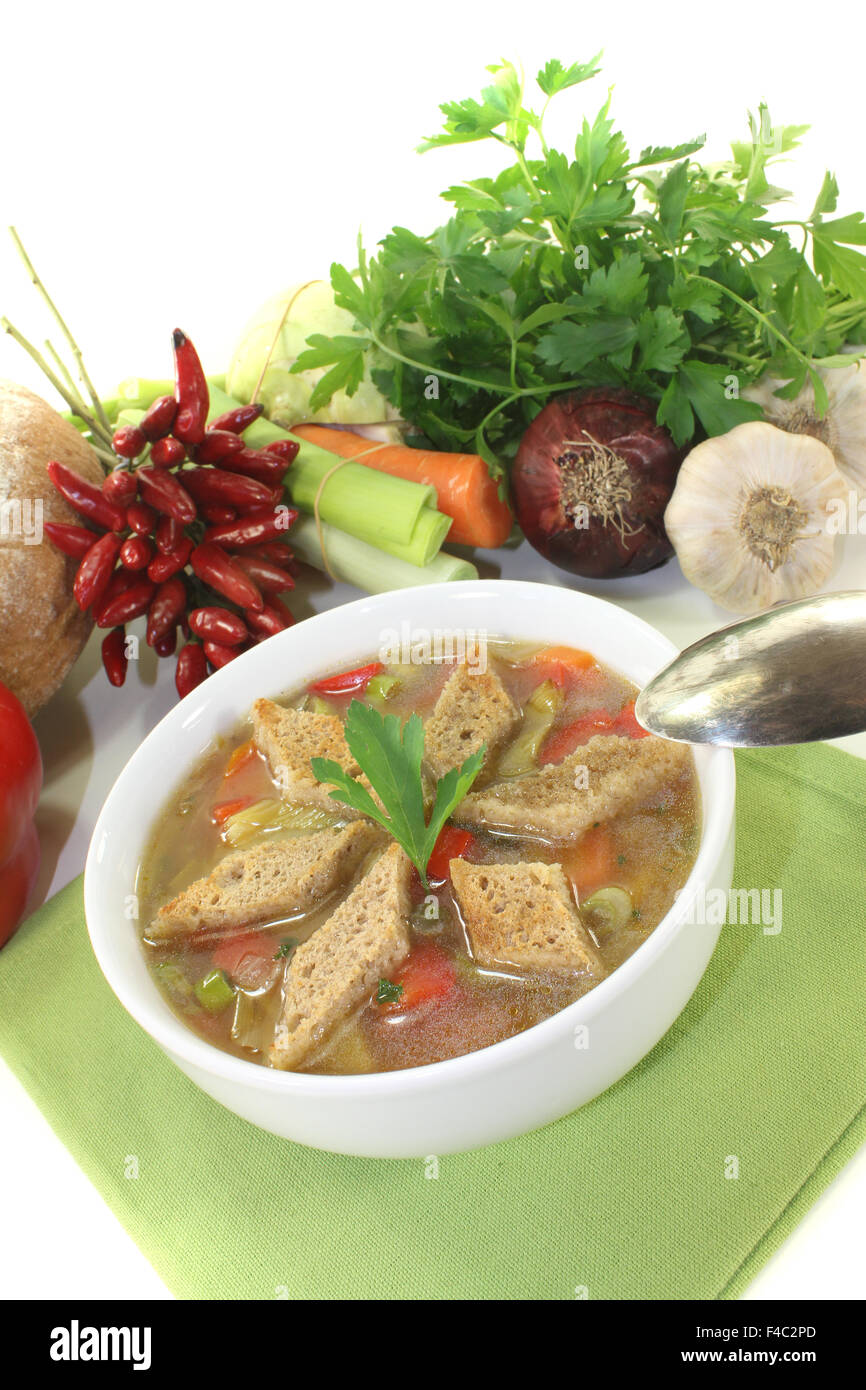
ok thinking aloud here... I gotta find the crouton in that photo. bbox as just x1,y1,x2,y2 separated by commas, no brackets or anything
251,698,365,816
456,733,691,840
451,859,605,977
423,663,519,779
270,842,412,1070
150,822,382,939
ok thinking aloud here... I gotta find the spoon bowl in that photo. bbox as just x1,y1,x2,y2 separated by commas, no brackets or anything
635,591,866,746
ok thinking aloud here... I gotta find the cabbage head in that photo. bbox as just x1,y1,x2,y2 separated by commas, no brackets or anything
226,280,398,427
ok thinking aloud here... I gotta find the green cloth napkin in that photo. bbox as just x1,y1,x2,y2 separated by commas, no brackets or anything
1,744,864,1300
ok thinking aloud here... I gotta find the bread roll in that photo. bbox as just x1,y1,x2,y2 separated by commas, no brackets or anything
0,381,105,715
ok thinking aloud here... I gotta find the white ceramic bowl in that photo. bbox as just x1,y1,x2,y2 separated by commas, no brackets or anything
85,580,735,1158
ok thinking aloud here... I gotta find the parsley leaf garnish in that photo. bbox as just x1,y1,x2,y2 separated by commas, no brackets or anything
310,699,484,889
274,938,299,960
377,978,404,1005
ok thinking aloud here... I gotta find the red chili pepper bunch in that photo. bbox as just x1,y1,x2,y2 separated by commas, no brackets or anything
45,330,300,699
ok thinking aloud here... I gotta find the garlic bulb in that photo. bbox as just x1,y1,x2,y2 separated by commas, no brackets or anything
664,422,847,613
744,351,866,499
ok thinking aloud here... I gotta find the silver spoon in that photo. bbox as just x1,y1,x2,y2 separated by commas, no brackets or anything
634,591,866,746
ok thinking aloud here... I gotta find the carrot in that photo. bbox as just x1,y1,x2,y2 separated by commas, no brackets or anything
561,825,617,901
223,739,257,781
291,425,513,549
211,797,255,827
530,645,599,689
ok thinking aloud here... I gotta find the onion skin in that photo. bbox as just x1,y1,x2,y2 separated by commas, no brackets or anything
512,388,685,578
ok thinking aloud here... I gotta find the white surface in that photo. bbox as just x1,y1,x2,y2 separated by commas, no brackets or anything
0,0,863,1295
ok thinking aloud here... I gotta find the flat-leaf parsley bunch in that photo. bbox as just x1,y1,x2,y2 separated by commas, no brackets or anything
294,56,866,470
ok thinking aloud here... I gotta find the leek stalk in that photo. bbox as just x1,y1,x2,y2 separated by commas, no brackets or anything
290,514,477,592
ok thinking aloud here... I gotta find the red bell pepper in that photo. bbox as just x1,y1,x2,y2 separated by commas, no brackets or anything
540,709,617,765
309,662,384,697
0,682,42,948
426,825,477,882
212,932,282,990
612,699,651,739
380,941,457,1013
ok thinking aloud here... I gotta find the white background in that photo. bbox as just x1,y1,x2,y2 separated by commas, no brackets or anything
0,0,864,1300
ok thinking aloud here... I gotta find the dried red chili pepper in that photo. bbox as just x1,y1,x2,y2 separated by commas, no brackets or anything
92,567,138,625
102,469,138,507
150,436,187,469
112,425,146,459
193,430,245,465
210,403,264,434
139,395,177,442
203,507,298,548
245,597,294,637
201,503,237,525
188,607,249,646
190,542,264,611
47,460,127,532
101,628,128,687
176,642,208,698
182,467,276,512
154,628,177,658
263,439,300,463
155,516,184,554
73,532,121,611
96,578,155,629
119,536,153,571
137,465,197,524
127,501,158,536
44,521,99,560
146,577,188,646
147,538,193,584
203,640,242,669
172,329,209,446
233,553,295,594
222,448,289,486
242,541,296,566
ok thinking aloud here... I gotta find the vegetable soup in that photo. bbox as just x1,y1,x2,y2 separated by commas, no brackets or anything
137,641,701,1074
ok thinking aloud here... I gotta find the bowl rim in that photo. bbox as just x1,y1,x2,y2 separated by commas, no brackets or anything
85,579,736,1097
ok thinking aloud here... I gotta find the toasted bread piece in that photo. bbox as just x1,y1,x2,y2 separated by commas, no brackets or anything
424,663,519,779
456,733,691,841
270,842,412,1070
451,859,605,977
251,698,366,816
150,822,382,939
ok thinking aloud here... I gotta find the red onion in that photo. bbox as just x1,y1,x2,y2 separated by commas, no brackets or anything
512,388,685,578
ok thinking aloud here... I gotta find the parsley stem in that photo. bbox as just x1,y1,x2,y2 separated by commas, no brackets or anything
686,273,815,378
695,342,760,368
368,328,583,402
